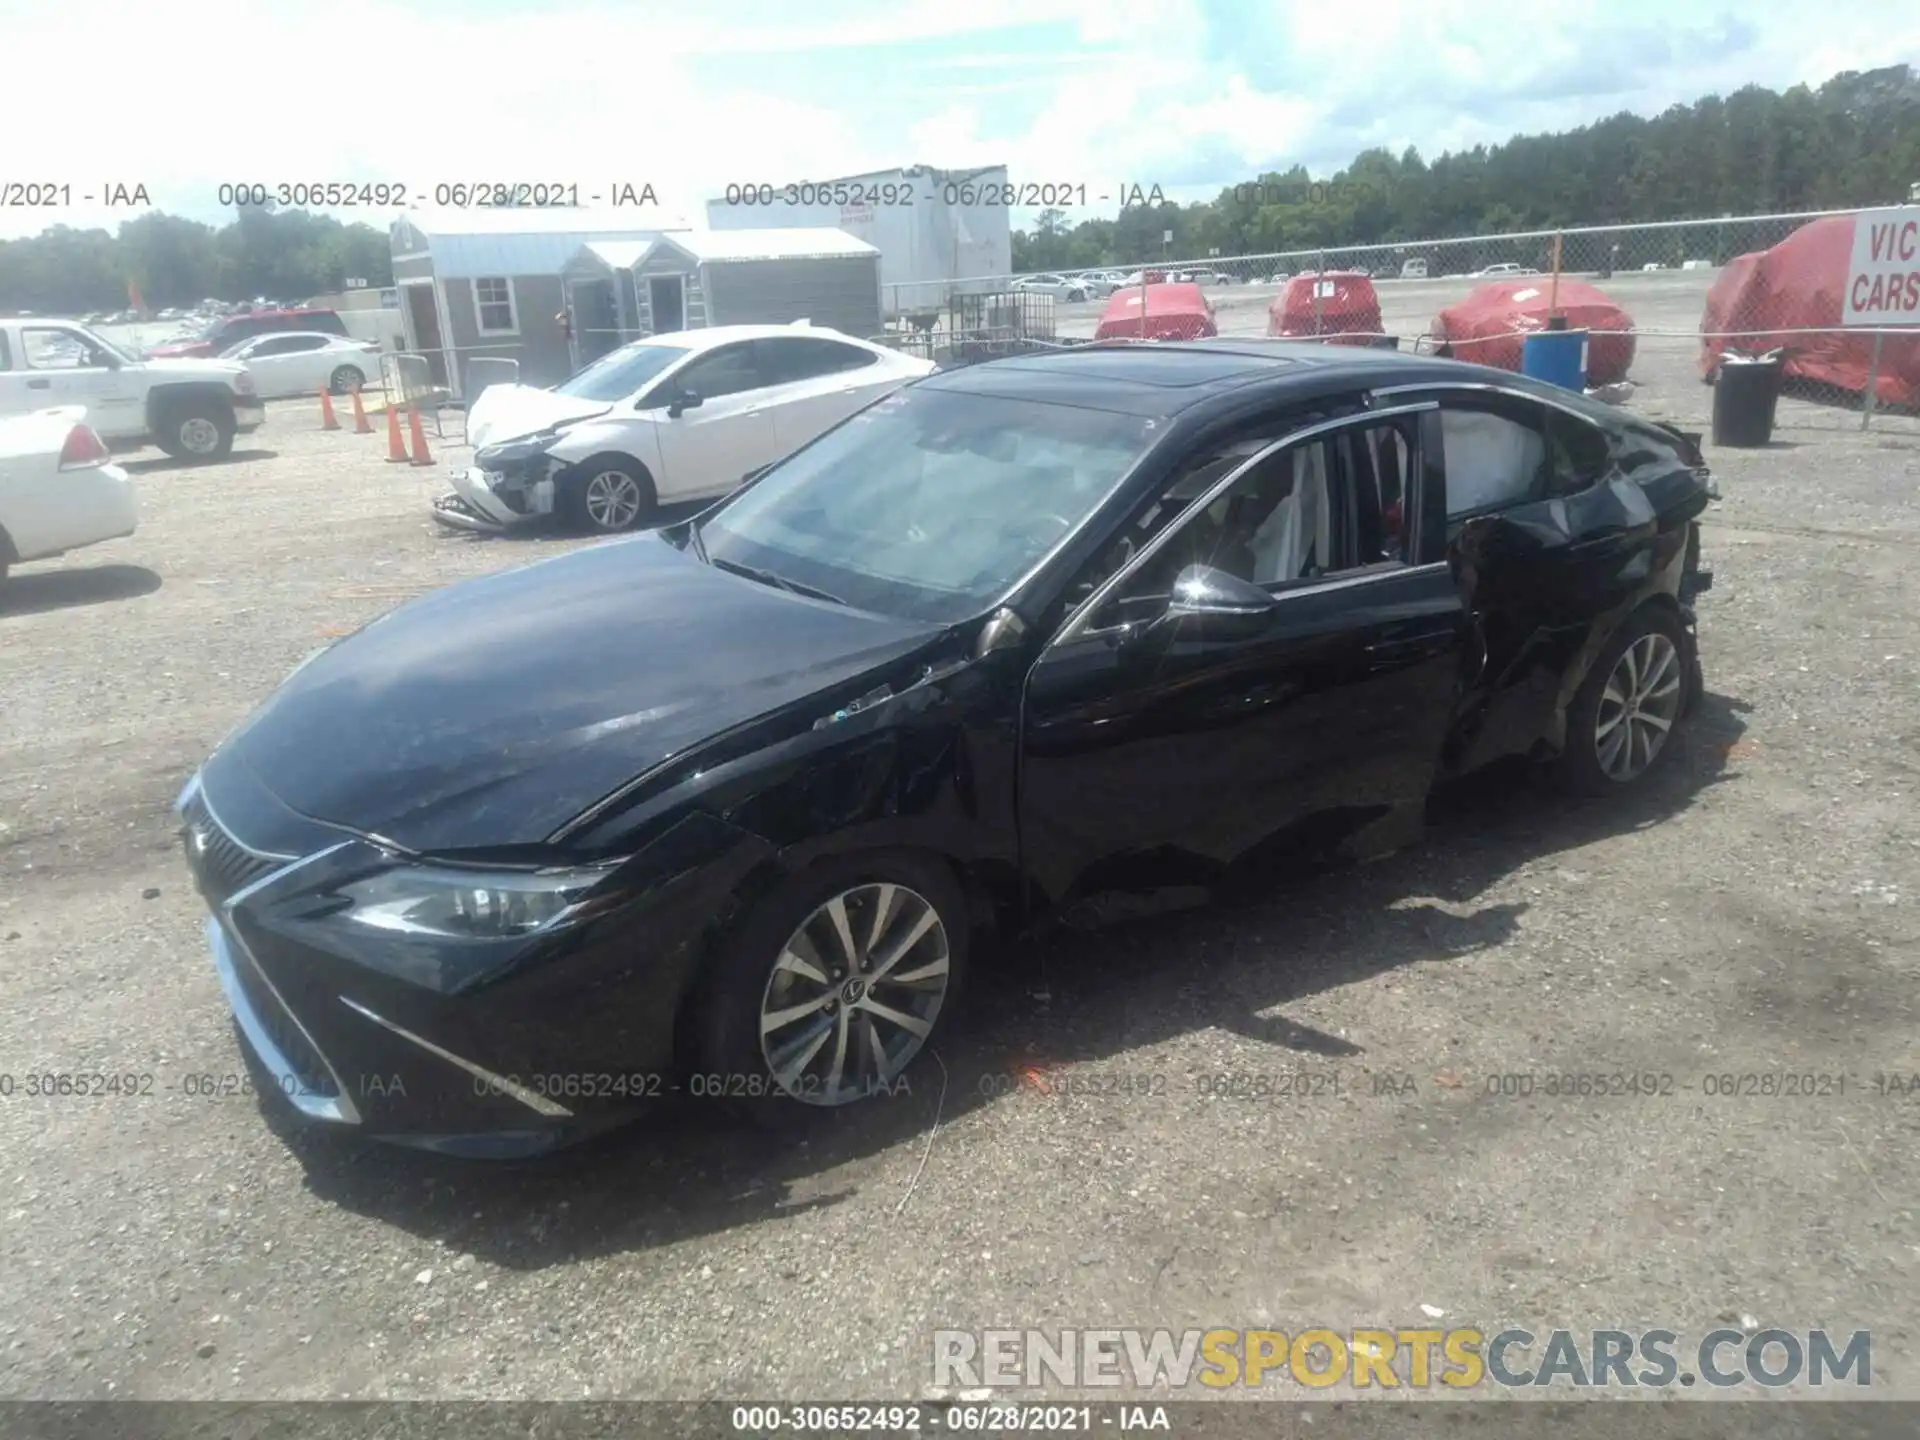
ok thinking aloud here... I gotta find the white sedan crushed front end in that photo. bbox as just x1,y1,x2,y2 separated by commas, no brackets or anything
433,459,560,533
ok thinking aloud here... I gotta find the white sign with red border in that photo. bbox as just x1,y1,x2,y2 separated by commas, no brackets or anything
1843,207,1920,325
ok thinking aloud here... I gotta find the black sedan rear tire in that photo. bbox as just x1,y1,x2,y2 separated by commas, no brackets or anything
1557,606,1689,796
689,852,967,1120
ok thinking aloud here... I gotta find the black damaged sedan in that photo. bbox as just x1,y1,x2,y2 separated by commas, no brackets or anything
178,342,1715,1157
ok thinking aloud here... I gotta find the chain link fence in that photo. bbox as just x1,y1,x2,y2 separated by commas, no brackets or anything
873,208,1920,434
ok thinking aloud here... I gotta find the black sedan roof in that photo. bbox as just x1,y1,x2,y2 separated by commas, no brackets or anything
920,340,1543,418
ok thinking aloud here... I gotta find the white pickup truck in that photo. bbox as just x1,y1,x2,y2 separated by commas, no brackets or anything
0,318,265,462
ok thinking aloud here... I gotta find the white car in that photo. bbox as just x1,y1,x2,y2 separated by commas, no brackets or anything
220,332,383,398
1470,263,1538,279
1011,274,1091,302
1066,273,1118,299
0,408,137,588
435,323,937,535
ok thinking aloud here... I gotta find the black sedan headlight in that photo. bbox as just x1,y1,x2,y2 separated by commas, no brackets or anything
251,852,632,995
336,862,618,940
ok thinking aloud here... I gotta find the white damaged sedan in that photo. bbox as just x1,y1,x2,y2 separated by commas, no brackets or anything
436,322,935,535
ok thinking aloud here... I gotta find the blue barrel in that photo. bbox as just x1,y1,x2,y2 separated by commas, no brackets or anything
1520,328,1588,390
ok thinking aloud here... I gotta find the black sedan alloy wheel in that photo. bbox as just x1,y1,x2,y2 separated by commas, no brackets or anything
1559,607,1689,795
759,882,953,1105
695,853,967,1111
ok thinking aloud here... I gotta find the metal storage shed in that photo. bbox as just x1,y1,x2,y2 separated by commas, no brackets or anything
389,208,691,396
560,228,882,361
704,165,1012,318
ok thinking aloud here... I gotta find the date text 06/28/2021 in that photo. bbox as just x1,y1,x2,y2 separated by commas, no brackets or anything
211,182,662,209
718,181,1170,210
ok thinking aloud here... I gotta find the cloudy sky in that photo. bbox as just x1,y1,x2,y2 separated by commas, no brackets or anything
2,0,1918,241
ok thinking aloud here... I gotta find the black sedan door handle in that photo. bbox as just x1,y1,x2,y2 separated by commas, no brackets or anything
26,378,51,389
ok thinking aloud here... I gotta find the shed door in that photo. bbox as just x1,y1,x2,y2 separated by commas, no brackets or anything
572,280,621,365
403,283,445,387
649,275,686,334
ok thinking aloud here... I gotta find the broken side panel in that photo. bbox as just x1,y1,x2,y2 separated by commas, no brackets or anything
1440,462,1714,777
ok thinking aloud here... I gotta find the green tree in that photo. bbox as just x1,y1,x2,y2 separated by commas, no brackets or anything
1002,63,1920,267
0,207,394,314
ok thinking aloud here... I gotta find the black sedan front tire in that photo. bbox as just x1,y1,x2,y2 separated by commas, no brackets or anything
690,852,967,1117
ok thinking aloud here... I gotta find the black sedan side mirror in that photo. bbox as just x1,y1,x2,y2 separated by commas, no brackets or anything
1163,564,1277,638
667,389,704,419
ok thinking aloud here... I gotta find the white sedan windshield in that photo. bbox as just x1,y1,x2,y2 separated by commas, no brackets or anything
698,387,1162,623
555,343,690,402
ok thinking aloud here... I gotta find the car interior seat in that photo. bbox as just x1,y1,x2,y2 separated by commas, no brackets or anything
1241,444,1330,583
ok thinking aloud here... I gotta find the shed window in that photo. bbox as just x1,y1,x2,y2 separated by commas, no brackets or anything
474,277,518,334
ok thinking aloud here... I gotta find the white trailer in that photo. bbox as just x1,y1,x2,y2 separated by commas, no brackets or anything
706,164,1012,321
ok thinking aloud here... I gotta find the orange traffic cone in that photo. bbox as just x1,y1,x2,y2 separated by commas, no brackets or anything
349,385,372,434
318,388,340,431
407,407,434,467
383,403,410,463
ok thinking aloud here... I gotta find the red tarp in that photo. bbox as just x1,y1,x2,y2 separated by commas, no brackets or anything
1094,282,1218,342
1266,271,1382,344
1431,277,1637,383
1699,214,1920,407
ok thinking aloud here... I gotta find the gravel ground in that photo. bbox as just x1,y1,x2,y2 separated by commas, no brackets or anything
2,350,1918,1409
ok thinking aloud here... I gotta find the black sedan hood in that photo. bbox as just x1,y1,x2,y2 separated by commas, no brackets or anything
223,534,942,851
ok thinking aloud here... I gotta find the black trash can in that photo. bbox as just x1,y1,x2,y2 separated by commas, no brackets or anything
1711,351,1784,447
1367,334,1401,350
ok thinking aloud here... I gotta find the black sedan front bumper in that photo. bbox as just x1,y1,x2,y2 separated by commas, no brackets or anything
179,766,760,1158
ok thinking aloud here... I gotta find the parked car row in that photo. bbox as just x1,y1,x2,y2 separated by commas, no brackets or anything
1013,269,1258,299
145,306,351,361
174,337,1717,1157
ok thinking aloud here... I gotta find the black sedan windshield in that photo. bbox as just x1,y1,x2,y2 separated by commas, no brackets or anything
697,387,1161,623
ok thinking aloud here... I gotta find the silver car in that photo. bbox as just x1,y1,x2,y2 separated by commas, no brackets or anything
1012,273,1091,302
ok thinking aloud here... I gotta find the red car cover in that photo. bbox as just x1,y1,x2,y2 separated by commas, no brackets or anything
1094,282,1217,342
1431,277,1637,384
1266,271,1382,344
1699,214,1920,407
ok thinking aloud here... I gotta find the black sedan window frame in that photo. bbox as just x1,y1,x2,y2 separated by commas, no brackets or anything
1371,380,1624,523
1050,400,1442,647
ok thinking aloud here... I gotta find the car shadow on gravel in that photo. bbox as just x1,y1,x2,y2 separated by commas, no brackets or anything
0,563,161,616
123,449,277,474
278,690,1750,1266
